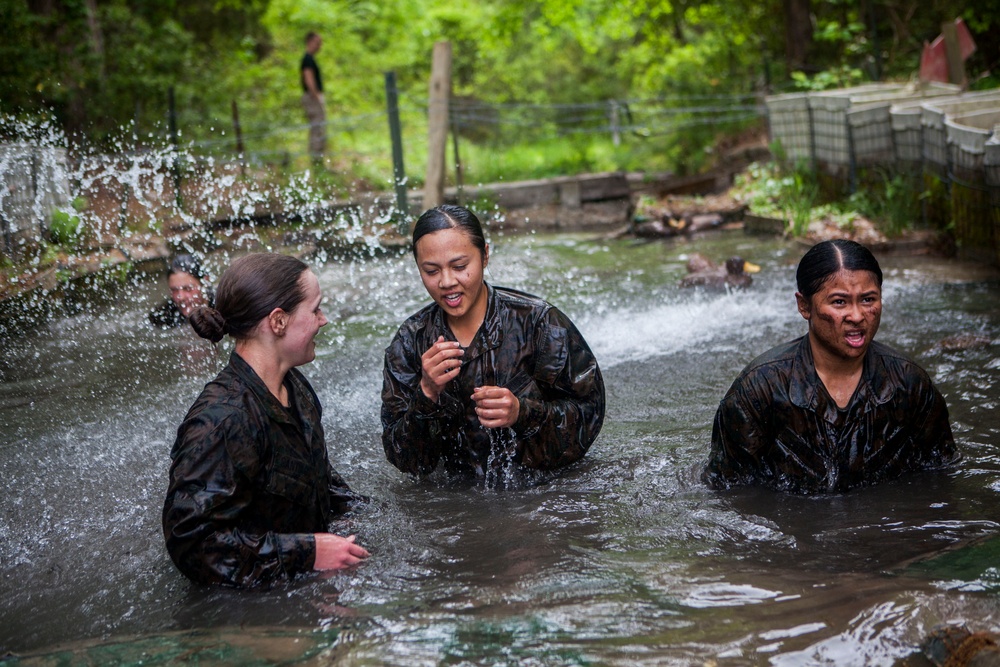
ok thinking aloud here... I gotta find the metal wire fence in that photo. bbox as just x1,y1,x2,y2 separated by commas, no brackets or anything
1,92,767,259
766,84,1000,263
176,93,766,166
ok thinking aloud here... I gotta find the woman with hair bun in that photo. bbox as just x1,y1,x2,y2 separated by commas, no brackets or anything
703,239,959,494
163,253,369,587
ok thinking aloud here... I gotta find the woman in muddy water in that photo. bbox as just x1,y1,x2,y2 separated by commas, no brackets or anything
162,253,369,587
702,239,960,494
381,204,605,484
148,254,215,328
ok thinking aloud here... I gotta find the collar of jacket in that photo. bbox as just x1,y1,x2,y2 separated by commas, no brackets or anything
227,351,307,428
429,282,504,359
788,335,895,411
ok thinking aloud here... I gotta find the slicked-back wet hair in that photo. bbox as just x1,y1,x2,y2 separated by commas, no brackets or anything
168,254,207,283
411,204,487,259
190,253,309,343
796,239,883,300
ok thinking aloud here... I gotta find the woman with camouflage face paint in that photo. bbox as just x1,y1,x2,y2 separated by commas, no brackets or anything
703,240,959,494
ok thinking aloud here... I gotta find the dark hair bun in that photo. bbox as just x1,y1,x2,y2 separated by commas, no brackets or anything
189,306,227,343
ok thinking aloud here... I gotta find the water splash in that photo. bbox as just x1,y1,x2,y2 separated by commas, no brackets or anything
586,284,797,368
0,114,394,333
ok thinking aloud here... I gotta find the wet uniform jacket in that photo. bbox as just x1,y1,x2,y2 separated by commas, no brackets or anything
148,287,216,328
163,352,360,587
381,284,605,479
148,300,187,327
702,336,959,494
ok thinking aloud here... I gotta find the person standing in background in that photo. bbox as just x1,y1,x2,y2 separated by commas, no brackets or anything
300,31,326,166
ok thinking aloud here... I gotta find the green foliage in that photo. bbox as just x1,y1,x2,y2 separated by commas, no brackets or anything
41,242,64,267
732,161,819,236
49,209,82,247
790,66,866,91
98,259,133,286
783,167,820,236
3,0,1000,186
735,161,932,239
848,169,924,237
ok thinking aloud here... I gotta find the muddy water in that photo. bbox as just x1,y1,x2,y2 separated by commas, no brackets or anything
1,230,999,665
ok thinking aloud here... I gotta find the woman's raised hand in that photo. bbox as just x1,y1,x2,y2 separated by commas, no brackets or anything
419,336,464,402
313,533,370,571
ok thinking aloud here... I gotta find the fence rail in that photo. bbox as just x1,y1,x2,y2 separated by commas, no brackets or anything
1,93,765,260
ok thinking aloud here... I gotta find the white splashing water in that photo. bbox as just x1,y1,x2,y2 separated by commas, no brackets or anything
585,285,797,368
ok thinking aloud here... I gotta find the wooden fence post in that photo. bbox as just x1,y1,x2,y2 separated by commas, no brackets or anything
941,21,967,89
451,116,463,204
168,86,183,210
424,41,452,210
384,71,409,233
609,100,621,146
231,100,246,176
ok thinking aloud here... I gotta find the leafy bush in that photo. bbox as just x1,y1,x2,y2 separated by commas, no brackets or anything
848,170,924,237
732,160,819,234
49,209,82,247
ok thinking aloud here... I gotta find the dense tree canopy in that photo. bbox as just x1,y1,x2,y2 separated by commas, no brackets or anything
1,0,997,147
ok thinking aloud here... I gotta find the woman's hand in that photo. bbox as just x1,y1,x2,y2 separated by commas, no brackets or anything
472,386,520,428
313,533,370,571
420,336,464,402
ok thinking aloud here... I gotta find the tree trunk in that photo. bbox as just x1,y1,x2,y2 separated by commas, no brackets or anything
84,0,106,82
783,0,812,71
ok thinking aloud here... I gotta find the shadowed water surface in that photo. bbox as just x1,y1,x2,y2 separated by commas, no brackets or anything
1,230,999,665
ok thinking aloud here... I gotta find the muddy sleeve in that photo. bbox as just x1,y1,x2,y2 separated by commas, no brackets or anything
380,333,463,475
163,414,315,587
702,382,770,489
328,465,368,516
148,300,182,328
911,377,960,469
512,307,606,469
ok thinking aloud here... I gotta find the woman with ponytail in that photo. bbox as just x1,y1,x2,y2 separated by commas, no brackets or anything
163,253,369,587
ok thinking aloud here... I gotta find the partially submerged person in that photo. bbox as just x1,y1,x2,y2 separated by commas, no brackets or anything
163,253,369,587
149,254,214,328
381,205,605,482
680,254,761,289
702,239,959,494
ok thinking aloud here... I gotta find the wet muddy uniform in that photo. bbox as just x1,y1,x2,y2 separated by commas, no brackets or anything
148,287,215,328
381,285,605,479
148,300,187,327
703,336,959,494
163,352,361,587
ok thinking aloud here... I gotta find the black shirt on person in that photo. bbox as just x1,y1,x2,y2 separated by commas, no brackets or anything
301,52,322,93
